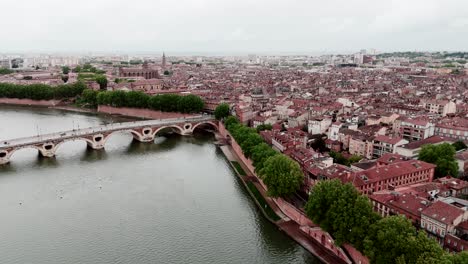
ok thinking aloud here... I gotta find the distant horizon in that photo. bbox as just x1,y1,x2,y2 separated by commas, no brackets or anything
1,49,468,57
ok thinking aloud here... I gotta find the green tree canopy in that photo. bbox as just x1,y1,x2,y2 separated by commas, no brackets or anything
305,180,380,250
240,133,264,158
78,89,99,108
310,136,328,153
95,90,204,113
0,68,13,75
419,143,458,177
453,141,467,151
362,215,452,264
256,124,272,132
251,143,277,172
95,75,108,90
214,103,230,120
73,66,82,73
62,66,70,74
224,116,240,130
0,82,87,101
259,154,304,197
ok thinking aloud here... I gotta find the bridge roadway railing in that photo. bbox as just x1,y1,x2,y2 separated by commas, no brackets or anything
0,115,214,150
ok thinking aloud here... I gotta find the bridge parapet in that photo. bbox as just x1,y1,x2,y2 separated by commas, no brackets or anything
0,116,217,165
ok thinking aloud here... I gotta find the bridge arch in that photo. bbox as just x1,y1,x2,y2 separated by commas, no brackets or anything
152,125,184,137
54,137,96,152
3,145,45,161
191,121,219,133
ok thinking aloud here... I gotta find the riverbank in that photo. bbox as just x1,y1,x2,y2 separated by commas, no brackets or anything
0,98,62,106
217,140,350,264
0,99,195,120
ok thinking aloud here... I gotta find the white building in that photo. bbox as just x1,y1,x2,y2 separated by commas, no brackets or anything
423,100,457,117
308,117,332,135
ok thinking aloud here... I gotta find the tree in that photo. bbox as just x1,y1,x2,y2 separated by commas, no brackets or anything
240,133,264,158
79,89,98,107
259,154,303,197
305,180,344,229
453,141,467,151
419,143,459,177
231,125,256,146
214,103,230,120
305,180,380,250
0,82,86,101
163,70,171,75
61,75,69,83
0,68,13,75
310,136,328,153
224,116,240,130
330,151,348,165
177,94,204,113
73,66,82,73
95,75,108,90
256,124,272,132
251,143,277,172
364,216,418,264
450,251,468,264
124,91,149,108
62,66,70,74
348,155,362,165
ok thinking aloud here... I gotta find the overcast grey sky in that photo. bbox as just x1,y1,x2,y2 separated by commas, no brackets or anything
1,0,468,54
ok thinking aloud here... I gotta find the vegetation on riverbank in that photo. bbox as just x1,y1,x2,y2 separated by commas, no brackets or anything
246,181,281,221
224,116,303,198
79,90,204,113
305,179,468,263
214,103,230,120
231,161,247,176
0,82,87,100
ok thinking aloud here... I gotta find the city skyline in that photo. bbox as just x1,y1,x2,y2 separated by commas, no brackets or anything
2,0,468,54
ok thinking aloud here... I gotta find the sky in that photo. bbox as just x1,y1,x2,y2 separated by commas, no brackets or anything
1,0,468,55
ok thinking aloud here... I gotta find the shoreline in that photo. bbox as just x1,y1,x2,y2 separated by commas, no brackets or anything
217,142,348,264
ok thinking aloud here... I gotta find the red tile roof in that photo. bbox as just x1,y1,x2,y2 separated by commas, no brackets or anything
422,201,464,225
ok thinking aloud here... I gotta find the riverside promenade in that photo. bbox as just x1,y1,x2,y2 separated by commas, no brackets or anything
218,142,351,264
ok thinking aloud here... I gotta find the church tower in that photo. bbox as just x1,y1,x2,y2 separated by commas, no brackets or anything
162,52,166,68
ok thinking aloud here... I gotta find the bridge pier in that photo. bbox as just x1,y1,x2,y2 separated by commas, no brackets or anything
37,143,56,158
182,123,193,135
0,150,10,165
132,127,155,143
86,134,107,150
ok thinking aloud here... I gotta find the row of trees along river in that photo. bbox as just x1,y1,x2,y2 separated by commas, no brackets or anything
0,82,205,114
0,82,87,100
215,106,468,264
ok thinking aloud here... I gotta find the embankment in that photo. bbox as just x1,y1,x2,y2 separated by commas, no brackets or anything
0,98,62,106
97,105,198,120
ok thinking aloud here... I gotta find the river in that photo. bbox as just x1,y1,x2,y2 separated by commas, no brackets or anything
0,105,321,264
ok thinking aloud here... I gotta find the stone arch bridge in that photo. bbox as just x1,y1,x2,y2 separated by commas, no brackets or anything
0,115,218,165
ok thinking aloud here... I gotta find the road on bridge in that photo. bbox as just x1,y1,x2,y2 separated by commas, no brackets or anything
0,115,215,150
